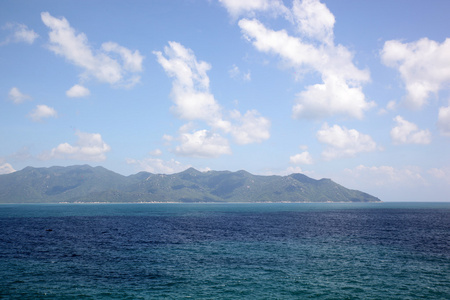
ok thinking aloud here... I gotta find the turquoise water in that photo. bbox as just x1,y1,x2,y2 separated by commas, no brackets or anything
1,203,449,299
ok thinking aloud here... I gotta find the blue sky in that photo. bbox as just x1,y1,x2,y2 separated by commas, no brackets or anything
1,0,450,201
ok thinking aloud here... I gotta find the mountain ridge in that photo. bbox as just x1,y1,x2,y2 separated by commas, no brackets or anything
0,165,381,203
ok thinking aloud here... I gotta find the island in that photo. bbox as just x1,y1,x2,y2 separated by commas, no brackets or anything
0,165,381,203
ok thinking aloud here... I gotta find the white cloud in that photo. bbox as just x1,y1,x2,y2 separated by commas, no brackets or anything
239,18,319,67
427,167,450,184
1,22,39,45
243,71,251,81
173,87,226,125
41,12,143,88
229,64,251,81
8,87,32,104
381,38,450,109
0,162,16,174
29,104,57,122
163,134,174,142
155,41,270,156
229,109,271,144
175,129,231,158
437,105,450,136
149,149,162,156
102,42,144,73
126,157,189,174
285,166,304,175
317,123,377,160
337,164,450,202
238,10,369,82
154,41,224,124
66,84,90,98
390,115,431,145
238,12,372,119
44,131,111,161
428,167,446,179
290,151,313,164
292,0,335,45
268,166,318,177
8,147,32,162
343,164,425,187
293,74,373,119
229,64,240,78
378,100,398,115
386,100,397,111
218,0,289,19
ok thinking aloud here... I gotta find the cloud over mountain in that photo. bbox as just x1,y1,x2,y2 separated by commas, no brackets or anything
42,131,111,161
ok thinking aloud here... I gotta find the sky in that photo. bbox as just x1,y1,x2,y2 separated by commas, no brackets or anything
1,0,450,202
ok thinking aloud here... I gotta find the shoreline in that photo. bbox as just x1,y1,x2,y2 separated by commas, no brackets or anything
4,201,384,204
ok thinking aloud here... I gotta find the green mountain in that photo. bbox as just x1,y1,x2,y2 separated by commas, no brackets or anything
0,165,381,203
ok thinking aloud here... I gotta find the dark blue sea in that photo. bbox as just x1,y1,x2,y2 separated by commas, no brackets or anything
0,202,449,299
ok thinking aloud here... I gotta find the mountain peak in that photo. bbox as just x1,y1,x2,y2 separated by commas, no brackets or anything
180,167,202,175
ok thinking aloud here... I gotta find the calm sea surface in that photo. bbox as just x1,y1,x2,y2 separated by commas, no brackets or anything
0,202,449,299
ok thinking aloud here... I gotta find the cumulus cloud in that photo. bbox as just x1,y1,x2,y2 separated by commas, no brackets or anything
155,41,270,156
41,12,143,88
438,105,450,136
66,84,90,98
28,105,57,122
390,116,431,145
381,38,450,109
1,22,39,45
292,0,335,45
0,162,16,174
316,123,377,160
290,151,313,164
293,74,373,119
154,41,224,124
174,129,231,158
238,2,373,119
44,131,111,161
229,110,271,144
8,87,32,104
126,157,189,174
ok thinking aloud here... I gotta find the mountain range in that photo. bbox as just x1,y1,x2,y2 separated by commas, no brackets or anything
0,165,381,203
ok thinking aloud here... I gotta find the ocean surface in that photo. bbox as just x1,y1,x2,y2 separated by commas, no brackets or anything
0,202,449,299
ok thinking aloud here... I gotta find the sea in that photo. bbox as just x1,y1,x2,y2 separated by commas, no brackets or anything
0,202,449,299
